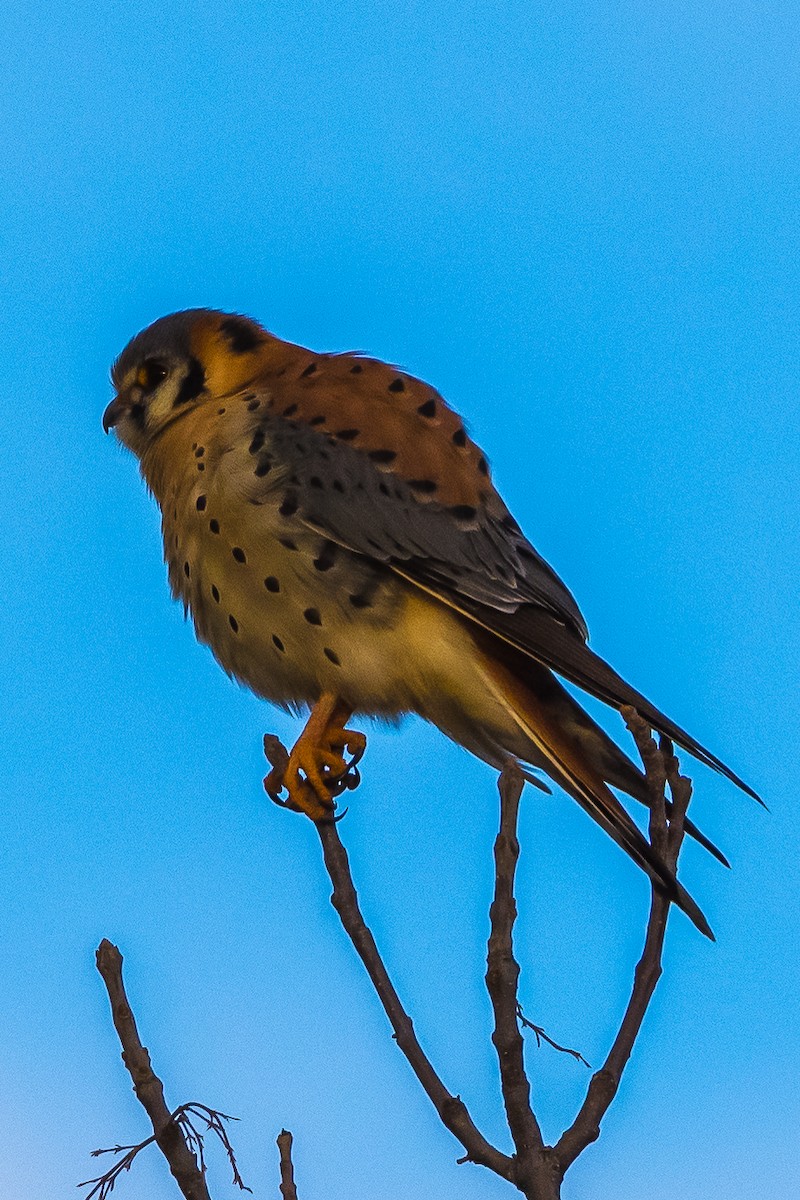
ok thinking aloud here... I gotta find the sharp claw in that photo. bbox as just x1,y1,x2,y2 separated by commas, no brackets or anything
262,719,364,819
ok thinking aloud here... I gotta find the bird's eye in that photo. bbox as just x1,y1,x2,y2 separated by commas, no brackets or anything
137,359,169,390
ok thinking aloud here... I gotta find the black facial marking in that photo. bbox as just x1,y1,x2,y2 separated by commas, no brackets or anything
450,504,477,521
183,561,190,577
379,482,390,496
388,377,405,393
348,592,372,608
197,462,205,471
501,514,521,532
264,576,280,592
247,398,260,411
303,607,322,625
279,537,298,551
129,402,146,427
231,547,247,563
283,403,299,416
299,362,317,378
195,446,205,457
211,584,220,603
335,428,359,440
220,316,265,354
333,480,345,493
313,541,337,571
309,414,326,426
408,479,438,494
478,456,489,476
452,428,467,447
174,357,206,407
249,430,265,454
369,449,397,464
417,398,437,417
229,614,239,632
196,495,207,511
324,647,341,665
272,635,285,652
350,363,363,374
218,407,227,414
279,493,299,518
209,519,220,534
309,476,324,489
254,457,272,477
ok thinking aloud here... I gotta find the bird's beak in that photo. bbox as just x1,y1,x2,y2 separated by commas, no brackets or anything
102,395,126,433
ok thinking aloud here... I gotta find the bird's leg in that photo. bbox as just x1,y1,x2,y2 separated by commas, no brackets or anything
264,692,367,820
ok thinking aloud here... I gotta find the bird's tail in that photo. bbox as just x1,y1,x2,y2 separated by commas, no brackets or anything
474,647,715,939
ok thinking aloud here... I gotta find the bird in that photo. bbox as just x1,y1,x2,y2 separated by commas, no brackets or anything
104,308,759,938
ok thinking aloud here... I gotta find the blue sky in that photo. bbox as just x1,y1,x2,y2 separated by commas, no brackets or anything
1,1,798,1197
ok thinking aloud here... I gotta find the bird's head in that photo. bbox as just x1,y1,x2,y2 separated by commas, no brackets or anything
103,309,272,456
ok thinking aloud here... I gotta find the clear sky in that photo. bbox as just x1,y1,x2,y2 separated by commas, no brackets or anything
1,2,798,1197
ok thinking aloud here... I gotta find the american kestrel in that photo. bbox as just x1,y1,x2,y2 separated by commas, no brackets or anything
104,309,759,938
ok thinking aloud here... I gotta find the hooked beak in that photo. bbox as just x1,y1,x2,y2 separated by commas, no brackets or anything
102,394,127,433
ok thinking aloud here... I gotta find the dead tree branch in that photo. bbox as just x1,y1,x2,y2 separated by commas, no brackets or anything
88,940,250,1199
266,702,699,1198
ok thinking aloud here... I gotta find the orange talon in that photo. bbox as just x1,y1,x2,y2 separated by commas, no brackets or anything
265,693,366,820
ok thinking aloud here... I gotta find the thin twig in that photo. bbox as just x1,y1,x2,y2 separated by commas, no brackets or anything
485,766,554,1197
515,1005,590,1069
277,1129,299,1200
80,1135,157,1200
554,708,691,1171
81,1105,251,1200
312,809,514,1180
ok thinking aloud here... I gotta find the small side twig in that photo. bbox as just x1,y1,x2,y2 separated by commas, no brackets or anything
89,940,250,1199
555,707,692,1171
277,1129,299,1200
80,1104,250,1200
515,1005,590,1069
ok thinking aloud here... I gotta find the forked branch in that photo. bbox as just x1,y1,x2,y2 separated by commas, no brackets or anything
277,703,697,1199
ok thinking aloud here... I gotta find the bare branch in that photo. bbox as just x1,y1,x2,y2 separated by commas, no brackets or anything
277,1130,299,1200
92,941,250,1199
308,791,514,1181
554,708,691,1172
485,767,546,1181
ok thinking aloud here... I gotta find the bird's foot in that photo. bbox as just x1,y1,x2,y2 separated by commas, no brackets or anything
263,695,366,821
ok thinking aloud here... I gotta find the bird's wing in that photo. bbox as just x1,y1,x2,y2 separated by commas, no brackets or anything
240,352,588,635
236,359,758,803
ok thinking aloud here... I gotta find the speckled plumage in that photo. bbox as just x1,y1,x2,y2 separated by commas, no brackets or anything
105,308,759,937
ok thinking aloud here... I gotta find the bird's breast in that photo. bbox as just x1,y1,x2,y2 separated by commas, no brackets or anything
143,400,425,714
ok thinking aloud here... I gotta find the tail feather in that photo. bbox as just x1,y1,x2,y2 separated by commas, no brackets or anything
448,596,762,806
477,651,715,939
530,666,732,868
